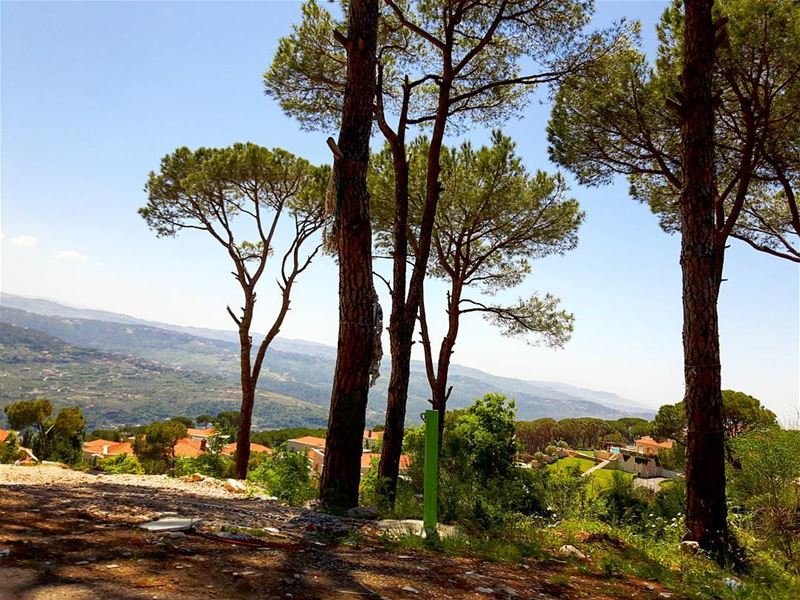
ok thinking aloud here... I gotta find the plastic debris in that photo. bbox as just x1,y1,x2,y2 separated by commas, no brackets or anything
139,517,202,532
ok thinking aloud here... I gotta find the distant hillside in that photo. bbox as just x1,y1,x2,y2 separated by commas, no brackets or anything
0,323,328,430
0,292,337,359
0,294,655,424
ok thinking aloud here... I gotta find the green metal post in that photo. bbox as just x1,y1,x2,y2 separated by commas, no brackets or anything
423,409,439,538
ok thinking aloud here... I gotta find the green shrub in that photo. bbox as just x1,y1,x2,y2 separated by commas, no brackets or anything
247,445,316,505
729,428,800,564
97,454,145,475
0,433,20,464
174,453,233,479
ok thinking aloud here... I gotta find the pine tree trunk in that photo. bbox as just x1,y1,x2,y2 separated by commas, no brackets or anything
234,303,255,480
234,383,255,479
680,0,730,562
377,154,411,505
377,78,452,502
319,0,379,512
378,327,412,504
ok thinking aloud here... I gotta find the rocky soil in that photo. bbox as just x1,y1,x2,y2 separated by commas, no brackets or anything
1,465,677,600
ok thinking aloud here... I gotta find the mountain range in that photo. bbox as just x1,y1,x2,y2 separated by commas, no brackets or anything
0,292,654,429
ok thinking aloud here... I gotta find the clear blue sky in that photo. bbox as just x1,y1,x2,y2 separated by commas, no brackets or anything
1,1,798,421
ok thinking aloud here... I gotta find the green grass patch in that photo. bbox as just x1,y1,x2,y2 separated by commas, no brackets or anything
546,457,595,473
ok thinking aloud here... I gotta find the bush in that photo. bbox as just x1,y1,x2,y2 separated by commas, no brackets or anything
729,428,800,564
97,454,145,475
174,453,233,479
602,470,649,525
0,433,20,464
544,467,601,520
247,445,316,506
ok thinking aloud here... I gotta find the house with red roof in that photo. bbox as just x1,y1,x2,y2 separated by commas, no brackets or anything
173,437,206,458
220,442,271,457
0,428,11,445
287,436,327,453
186,428,217,441
82,439,133,462
634,436,675,457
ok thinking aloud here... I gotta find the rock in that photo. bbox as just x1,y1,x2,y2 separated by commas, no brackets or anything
475,587,494,594
644,584,655,591
500,585,519,597
187,473,205,482
659,594,673,598
402,586,419,594
224,479,246,493
558,544,587,559
723,578,743,590
346,506,380,520
106,564,120,569
0,548,10,557
680,541,701,555
376,519,458,539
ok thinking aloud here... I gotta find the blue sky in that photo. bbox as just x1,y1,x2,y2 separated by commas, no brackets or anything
1,1,797,421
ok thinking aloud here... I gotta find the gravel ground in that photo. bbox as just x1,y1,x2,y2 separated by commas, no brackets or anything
0,465,266,499
1,465,678,600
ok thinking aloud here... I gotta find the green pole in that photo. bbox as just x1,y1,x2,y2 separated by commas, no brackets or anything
423,409,439,538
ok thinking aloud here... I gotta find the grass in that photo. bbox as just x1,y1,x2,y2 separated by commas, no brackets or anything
587,468,634,490
384,516,800,600
547,457,595,474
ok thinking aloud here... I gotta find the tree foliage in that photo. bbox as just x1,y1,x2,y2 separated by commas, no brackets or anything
133,420,188,474
266,0,627,502
548,0,800,262
3,399,86,463
652,390,777,442
141,142,327,478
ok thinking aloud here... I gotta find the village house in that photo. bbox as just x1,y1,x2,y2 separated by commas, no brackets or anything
220,442,271,457
186,427,218,442
82,438,134,462
615,453,679,479
362,429,383,450
287,435,327,453
0,428,11,445
634,436,674,457
292,431,409,479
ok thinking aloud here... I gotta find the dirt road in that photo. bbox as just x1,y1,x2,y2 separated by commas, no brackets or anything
0,466,673,600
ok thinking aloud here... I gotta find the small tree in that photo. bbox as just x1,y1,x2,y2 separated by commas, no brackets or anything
4,399,53,458
372,132,580,435
50,406,86,464
141,143,327,479
133,420,187,474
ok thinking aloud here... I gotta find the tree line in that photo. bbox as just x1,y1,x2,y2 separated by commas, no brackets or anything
136,0,797,564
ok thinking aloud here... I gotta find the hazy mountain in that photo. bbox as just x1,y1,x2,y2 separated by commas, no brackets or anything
0,292,337,359
0,323,328,430
0,294,655,425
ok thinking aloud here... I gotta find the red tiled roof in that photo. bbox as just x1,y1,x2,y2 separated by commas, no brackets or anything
106,441,132,456
220,442,272,456
361,453,381,468
174,437,205,458
83,438,117,450
635,436,674,450
0,429,11,444
187,428,216,438
359,452,410,470
289,436,327,449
